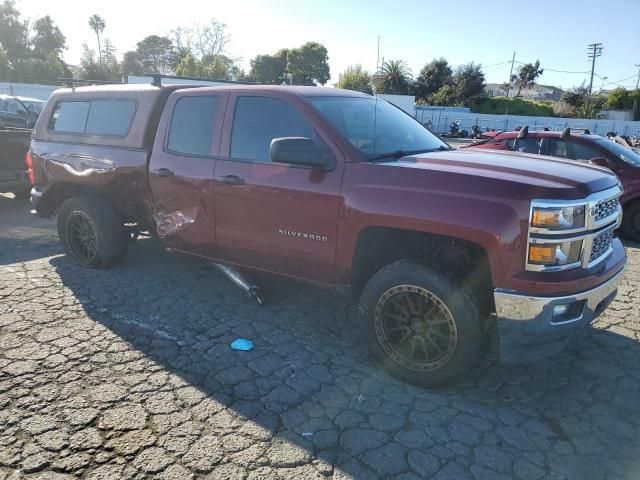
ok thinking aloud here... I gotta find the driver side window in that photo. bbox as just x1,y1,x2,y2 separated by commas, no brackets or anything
506,137,541,154
230,96,314,163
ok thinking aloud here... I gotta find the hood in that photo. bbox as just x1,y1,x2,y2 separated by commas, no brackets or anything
383,149,618,199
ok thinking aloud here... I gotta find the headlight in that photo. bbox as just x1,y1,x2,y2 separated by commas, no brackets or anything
531,205,586,230
528,240,583,267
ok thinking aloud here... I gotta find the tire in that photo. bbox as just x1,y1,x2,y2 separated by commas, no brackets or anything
57,195,128,269
359,260,482,388
621,201,640,243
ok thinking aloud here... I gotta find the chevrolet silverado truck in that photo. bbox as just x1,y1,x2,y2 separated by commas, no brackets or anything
0,128,32,197
28,83,626,387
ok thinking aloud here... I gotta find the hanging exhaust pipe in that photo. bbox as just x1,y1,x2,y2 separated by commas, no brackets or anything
212,263,265,305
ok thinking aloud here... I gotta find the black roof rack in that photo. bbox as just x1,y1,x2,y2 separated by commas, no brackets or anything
59,77,123,88
517,125,529,138
141,73,254,87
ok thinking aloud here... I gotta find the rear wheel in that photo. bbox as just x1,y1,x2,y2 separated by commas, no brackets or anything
360,260,482,388
622,201,640,243
57,195,128,269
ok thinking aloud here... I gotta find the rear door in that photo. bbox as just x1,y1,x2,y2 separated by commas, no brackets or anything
148,91,228,257
212,92,344,283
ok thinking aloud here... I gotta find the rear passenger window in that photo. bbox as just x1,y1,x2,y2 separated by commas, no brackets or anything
167,96,221,156
230,97,313,162
49,100,135,136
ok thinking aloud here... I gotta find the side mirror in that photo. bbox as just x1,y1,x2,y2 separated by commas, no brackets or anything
590,157,615,170
269,137,331,169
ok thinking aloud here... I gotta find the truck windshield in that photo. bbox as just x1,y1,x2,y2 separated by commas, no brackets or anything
308,96,449,160
594,137,640,167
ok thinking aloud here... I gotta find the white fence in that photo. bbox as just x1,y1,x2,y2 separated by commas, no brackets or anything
0,82,58,100
416,107,640,137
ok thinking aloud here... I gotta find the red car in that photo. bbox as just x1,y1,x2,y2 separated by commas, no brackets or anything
465,127,640,241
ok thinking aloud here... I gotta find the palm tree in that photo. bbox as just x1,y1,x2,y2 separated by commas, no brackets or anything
373,60,413,95
88,15,106,63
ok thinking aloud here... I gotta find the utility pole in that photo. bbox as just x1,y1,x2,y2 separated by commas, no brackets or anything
587,42,603,97
506,51,515,98
376,36,380,73
633,64,640,120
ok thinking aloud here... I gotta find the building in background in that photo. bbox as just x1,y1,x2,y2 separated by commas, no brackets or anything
485,83,564,101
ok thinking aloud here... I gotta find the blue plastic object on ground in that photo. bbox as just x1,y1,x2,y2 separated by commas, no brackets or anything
230,338,254,351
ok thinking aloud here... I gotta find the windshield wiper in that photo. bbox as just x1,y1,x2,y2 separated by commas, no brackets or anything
367,145,451,162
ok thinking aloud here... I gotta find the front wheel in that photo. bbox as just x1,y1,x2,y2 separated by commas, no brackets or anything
360,260,482,388
57,195,128,269
621,201,640,243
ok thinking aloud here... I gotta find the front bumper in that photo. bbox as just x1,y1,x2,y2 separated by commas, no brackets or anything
494,268,625,363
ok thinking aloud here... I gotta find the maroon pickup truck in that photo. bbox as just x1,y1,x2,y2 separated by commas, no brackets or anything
28,83,626,387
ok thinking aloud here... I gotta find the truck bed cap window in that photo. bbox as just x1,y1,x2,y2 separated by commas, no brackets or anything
48,99,136,137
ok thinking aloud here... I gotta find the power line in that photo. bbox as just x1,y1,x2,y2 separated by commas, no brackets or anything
513,60,588,74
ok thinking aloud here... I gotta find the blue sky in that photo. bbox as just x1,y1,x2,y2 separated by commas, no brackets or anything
19,0,640,90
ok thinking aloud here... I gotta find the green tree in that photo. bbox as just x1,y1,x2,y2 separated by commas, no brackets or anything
31,15,66,58
248,53,286,84
511,60,543,97
201,54,239,80
605,87,640,110
136,35,174,74
285,42,330,85
430,84,458,106
453,62,485,105
174,52,201,77
88,14,105,63
122,51,143,76
373,60,413,94
0,47,9,79
414,58,452,100
336,64,372,94
562,83,589,108
0,0,28,58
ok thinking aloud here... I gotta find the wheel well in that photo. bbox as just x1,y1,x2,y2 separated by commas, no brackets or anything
351,227,495,316
623,197,640,211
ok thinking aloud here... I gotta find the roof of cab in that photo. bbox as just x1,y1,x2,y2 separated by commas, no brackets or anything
51,83,371,99
170,84,372,99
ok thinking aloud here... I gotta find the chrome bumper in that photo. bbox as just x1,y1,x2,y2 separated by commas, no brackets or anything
494,268,625,362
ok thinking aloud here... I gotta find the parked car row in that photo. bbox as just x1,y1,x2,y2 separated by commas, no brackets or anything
462,126,640,242
0,95,45,128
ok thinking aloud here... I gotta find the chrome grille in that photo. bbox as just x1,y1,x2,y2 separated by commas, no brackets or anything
593,198,618,221
590,230,614,262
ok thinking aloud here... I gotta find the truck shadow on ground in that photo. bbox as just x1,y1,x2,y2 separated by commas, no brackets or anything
0,194,59,265
47,238,640,479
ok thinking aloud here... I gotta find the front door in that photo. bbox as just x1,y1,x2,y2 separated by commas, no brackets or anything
148,91,228,257
213,93,344,284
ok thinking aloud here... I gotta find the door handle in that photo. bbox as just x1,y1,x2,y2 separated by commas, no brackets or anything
152,168,174,178
216,174,245,185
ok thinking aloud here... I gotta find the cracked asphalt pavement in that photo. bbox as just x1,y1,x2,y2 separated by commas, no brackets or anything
1,193,639,480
